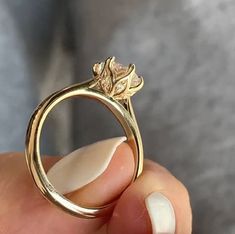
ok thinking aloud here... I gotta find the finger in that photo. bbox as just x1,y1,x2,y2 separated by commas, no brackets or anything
47,137,135,207
67,142,134,206
0,137,134,234
0,153,103,234
107,160,192,234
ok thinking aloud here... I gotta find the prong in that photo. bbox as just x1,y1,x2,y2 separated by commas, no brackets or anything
129,63,136,71
127,64,136,76
107,56,115,71
92,63,103,76
110,56,116,62
129,76,144,94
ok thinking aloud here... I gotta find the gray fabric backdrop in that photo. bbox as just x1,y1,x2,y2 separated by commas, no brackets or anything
0,0,235,233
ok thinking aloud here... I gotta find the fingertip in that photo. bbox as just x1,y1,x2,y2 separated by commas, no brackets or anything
108,185,151,234
108,160,192,234
68,142,135,207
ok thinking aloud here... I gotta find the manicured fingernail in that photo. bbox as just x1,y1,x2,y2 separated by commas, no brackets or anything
47,136,126,194
145,192,176,234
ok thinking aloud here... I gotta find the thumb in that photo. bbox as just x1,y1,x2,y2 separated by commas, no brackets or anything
107,161,192,234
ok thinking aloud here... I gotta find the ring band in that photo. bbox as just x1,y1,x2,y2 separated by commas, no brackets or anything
25,57,144,218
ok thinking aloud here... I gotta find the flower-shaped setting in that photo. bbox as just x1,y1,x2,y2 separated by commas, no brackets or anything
90,57,144,100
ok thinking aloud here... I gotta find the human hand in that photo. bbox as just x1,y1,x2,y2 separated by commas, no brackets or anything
0,138,192,234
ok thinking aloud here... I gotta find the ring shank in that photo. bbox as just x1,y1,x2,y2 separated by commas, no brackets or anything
25,80,143,218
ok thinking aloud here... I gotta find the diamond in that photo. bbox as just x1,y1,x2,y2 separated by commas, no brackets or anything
91,57,143,99
131,74,141,87
113,61,141,88
114,80,127,94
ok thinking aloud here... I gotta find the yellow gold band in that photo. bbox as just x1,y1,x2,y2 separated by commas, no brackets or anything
25,57,144,218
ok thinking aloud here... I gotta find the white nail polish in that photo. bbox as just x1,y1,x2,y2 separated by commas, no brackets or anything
47,136,126,194
145,192,176,234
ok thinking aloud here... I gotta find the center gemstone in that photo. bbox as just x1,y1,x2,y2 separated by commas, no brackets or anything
113,62,142,87
92,57,144,100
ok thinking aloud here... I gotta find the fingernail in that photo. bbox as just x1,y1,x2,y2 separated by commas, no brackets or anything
47,136,126,194
145,192,176,234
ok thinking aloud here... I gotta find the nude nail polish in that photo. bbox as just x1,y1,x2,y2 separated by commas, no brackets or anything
47,136,126,194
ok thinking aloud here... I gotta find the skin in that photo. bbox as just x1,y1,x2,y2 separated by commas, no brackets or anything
0,143,192,234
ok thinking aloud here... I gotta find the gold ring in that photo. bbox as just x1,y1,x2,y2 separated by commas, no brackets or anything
25,56,144,218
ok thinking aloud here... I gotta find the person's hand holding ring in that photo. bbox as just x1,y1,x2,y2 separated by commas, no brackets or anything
0,139,192,234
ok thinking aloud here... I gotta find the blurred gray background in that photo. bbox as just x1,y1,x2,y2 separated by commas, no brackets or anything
0,0,235,233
